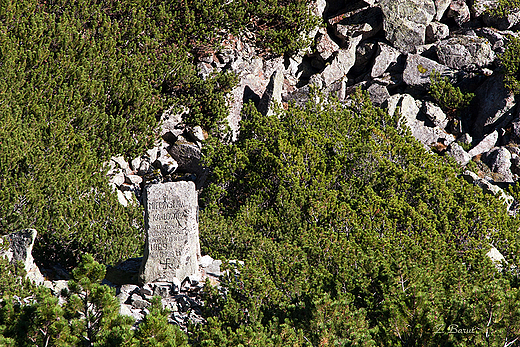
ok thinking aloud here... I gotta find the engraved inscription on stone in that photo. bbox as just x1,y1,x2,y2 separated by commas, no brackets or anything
139,181,201,284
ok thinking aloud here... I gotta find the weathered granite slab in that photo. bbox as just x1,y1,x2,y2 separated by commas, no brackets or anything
139,181,200,284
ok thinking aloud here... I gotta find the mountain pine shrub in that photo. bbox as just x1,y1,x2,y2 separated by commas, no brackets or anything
196,90,520,346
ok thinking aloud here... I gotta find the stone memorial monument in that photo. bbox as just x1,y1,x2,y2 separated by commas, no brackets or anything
139,181,200,284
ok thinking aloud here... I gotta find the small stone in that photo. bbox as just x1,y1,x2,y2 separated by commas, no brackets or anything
153,282,172,298
125,175,143,185
423,101,448,128
199,255,214,268
112,173,125,187
140,284,153,297
425,22,450,43
123,190,135,205
188,126,205,143
116,190,128,207
457,133,472,145
111,156,129,171
138,159,151,176
446,142,471,165
131,157,142,172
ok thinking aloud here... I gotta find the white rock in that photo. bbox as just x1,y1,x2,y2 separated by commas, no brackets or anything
468,131,499,157
117,190,128,207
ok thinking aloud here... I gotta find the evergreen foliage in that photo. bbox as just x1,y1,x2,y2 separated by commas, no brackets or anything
500,35,520,93
0,254,189,346
196,90,520,345
0,0,317,267
428,70,474,116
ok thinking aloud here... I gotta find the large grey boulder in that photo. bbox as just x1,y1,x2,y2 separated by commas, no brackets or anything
315,29,339,61
379,0,436,53
0,229,44,285
483,147,514,182
402,54,454,91
313,38,361,87
328,5,383,47
447,0,471,26
471,74,515,137
371,42,401,78
436,36,495,70
468,130,499,157
166,138,201,174
434,0,452,20
425,22,450,43
423,101,448,128
446,142,471,165
367,83,390,106
398,94,455,148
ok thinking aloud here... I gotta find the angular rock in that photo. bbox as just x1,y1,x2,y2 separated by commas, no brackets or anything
315,29,339,61
425,22,450,43
131,293,150,309
125,174,143,185
367,83,390,106
138,159,151,176
484,147,514,182
116,190,128,207
403,54,454,91
447,0,471,26
329,6,383,46
471,74,515,137
258,70,284,116
379,0,436,53
435,0,452,20
139,181,201,284
423,101,448,128
111,156,129,171
486,247,506,270
399,94,455,148
319,38,361,87
166,140,201,174
436,36,495,70
112,172,125,187
371,42,400,78
468,130,499,157
187,126,205,143
153,282,172,298
0,229,44,285
446,142,471,165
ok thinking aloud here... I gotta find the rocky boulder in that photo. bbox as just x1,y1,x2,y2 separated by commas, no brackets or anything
379,0,436,53
402,54,455,91
470,74,515,137
436,36,495,71
0,229,44,285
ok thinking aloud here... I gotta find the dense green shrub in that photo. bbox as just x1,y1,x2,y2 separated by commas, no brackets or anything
485,0,520,17
0,0,318,267
0,254,188,346
196,90,520,345
499,35,520,93
429,70,474,116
